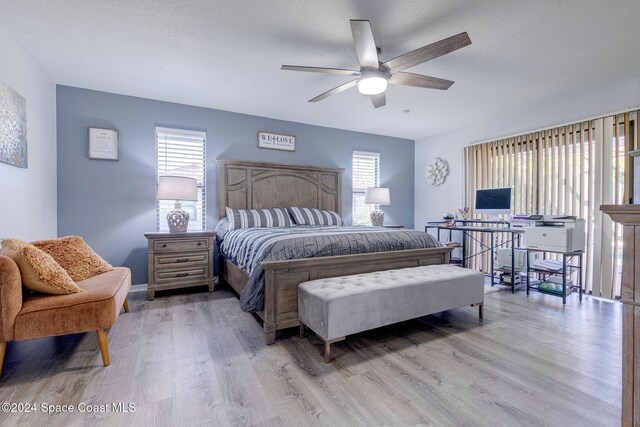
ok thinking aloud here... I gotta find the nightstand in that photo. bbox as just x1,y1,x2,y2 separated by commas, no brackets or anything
145,231,216,300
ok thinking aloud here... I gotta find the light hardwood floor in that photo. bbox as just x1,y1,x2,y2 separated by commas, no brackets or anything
0,285,621,426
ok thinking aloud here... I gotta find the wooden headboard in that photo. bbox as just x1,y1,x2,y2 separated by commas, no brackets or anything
217,159,343,218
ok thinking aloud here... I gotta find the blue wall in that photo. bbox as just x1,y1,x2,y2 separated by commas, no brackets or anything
56,85,415,284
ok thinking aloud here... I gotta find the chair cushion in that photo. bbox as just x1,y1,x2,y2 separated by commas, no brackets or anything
32,236,114,282
14,267,131,341
0,238,81,295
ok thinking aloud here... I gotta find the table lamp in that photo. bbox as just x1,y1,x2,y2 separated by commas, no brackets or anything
365,187,390,226
157,175,197,232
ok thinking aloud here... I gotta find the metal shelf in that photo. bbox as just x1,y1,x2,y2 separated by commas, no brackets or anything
525,249,584,305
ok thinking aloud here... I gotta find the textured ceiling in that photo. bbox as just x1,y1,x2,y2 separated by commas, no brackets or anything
1,0,639,139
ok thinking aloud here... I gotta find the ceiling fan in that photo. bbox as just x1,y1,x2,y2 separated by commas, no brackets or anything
281,20,471,108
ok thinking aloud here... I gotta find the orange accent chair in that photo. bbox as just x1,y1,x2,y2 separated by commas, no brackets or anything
0,255,130,379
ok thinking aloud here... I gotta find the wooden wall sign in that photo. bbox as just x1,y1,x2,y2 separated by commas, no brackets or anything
257,131,295,152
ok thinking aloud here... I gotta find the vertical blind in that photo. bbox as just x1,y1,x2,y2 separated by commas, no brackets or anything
156,127,207,232
352,151,380,225
463,111,638,299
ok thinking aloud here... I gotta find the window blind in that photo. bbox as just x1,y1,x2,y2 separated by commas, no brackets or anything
463,111,638,299
156,127,206,232
352,151,380,225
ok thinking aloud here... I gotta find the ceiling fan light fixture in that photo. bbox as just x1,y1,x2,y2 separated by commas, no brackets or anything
282,19,471,107
357,68,388,95
357,74,388,95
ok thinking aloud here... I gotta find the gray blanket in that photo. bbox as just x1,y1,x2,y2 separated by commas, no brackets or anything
220,226,441,312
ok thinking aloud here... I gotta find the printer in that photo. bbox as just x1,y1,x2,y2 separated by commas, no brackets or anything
496,248,541,272
524,216,586,253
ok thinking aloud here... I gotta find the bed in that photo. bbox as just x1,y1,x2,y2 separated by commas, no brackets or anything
216,159,453,344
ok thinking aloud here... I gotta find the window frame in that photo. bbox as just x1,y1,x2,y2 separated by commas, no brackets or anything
155,126,207,232
352,150,381,225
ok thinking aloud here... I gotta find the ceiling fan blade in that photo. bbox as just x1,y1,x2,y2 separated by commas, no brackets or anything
281,65,361,76
384,32,471,72
350,20,379,68
370,93,386,108
308,80,358,102
389,72,454,90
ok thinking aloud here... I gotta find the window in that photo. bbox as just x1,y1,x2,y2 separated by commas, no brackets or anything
156,127,206,232
352,151,380,225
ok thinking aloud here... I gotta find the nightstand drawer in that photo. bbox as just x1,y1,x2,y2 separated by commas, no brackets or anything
154,251,209,269
154,265,210,285
153,238,209,253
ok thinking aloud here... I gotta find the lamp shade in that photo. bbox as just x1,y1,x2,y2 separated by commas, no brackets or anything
364,187,390,205
157,175,197,201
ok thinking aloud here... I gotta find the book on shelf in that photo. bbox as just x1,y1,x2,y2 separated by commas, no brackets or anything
532,259,564,272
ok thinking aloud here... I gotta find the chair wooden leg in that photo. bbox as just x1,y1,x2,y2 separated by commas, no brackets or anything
0,341,6,379
123,298,129,313
479,303,484,319
96,330,110,366
299,323,305,339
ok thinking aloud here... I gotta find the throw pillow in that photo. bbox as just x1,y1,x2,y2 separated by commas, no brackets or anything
32,236,114,282
226,207,293,230
0,238,82,294
288,207,343,226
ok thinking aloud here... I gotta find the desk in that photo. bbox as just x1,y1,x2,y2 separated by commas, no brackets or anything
425,222,525,293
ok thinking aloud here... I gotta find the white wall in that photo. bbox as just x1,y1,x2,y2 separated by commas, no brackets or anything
415,77,640,229
0,23,56,239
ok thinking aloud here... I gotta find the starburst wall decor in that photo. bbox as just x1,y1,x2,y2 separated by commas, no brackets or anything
425,157,449,186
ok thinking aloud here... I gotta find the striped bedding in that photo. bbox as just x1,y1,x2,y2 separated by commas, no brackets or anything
220,225,441,312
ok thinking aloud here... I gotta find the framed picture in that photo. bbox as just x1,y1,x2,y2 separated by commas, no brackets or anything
258,131,295,152
0,80,28,168
89,127,119,160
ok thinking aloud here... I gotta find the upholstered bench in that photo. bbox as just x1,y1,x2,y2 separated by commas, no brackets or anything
298,264,485,362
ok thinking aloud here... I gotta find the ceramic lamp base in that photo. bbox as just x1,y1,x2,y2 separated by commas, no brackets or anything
370,210,384,226
167,202,190,232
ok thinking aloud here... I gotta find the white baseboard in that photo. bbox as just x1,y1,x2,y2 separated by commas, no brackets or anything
129,277,218,294
129,284,148,293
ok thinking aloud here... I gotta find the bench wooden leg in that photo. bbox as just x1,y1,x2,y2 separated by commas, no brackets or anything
123,298,129,313
0,341,6,379
324,337,345,363
472,303,484,319
96,330,110,366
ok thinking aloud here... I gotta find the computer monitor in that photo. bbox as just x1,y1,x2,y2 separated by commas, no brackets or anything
475,187,512,217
